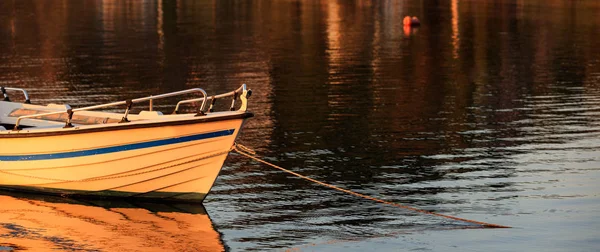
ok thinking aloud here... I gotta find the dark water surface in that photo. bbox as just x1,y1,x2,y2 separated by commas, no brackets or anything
1,0,600,251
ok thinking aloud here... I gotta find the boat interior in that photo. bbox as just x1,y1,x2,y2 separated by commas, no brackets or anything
0,85,250,132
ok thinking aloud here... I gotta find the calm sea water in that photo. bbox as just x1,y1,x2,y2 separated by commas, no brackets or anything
1,0,600,251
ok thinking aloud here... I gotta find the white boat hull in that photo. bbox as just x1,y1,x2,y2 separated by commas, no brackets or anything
0,114,249,202
1,89,252,202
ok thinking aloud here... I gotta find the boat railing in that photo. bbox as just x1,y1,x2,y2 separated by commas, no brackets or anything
1,87,31,104
11,84,250,131
173,84,250,114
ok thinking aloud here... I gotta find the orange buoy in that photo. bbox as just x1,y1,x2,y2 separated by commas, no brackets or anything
403,16,412,26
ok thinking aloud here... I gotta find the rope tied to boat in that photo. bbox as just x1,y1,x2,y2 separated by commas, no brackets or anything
231,143,510,229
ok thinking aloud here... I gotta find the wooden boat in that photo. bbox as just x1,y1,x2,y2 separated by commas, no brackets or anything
0,85,252,202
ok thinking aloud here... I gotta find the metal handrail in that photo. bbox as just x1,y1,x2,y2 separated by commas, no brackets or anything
13,88,209,130
173,84,247,113
1,87,31,103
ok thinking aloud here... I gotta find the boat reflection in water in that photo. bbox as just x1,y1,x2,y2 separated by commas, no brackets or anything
0,191,226,251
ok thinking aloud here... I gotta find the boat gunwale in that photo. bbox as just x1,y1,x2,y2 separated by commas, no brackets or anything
0,111,253,138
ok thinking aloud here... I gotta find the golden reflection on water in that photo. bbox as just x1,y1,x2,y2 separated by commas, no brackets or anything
0,194,224,251
325,0,341,78
451,0,459,59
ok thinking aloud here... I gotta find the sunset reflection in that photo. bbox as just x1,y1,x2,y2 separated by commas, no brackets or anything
451,0,460,59
0,194,225,251
325,0,341,78
157,0,164,54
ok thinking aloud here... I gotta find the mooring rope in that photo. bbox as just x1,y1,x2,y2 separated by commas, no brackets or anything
232,143,510,229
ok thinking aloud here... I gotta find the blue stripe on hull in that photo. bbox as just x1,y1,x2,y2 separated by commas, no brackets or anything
0,129,235,161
